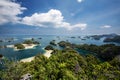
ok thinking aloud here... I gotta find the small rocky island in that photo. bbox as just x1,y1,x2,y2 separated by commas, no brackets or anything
45,45,54,50
49,40,57,46
14,40,40,51
0,54,3,59
90,33,118,40
104,36,120,43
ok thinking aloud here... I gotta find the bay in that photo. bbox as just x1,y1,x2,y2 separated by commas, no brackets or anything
0,34,119,60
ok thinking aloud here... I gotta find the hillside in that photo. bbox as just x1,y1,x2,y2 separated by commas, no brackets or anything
0,48,120,80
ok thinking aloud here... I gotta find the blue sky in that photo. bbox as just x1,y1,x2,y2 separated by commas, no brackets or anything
0,0,120,35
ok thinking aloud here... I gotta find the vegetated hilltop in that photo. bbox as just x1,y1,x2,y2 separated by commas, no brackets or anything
0,45,120,80
58,41,120,61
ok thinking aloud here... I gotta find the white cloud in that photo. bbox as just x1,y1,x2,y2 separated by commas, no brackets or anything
0,0,26,25
77,0,83,3
0,0,86,30
22,9,63,27
101,25,112,28
22,9,87,30
72,23,87,30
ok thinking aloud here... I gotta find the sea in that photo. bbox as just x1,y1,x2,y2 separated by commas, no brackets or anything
0,34,119,60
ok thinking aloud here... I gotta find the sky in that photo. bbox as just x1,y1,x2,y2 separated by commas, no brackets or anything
0,0,120,35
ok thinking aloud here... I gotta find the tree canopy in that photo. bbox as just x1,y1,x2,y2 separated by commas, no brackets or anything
0,49,120,80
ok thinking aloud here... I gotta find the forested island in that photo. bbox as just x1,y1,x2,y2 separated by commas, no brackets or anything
90,33,120,43
0,41,120,80
0,0,119,79
14,40,40,50
104,36,120,43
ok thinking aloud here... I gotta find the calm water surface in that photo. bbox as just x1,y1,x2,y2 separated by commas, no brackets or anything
0,34,119,60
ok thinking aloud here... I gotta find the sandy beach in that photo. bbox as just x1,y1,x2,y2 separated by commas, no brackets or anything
7,45,14,48
20,56,35,62
22,44,37,49
43,50,53,58
20,50,53,62
7,44,37,51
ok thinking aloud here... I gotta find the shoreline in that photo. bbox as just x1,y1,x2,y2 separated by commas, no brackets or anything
7,44,38,51
14,44,37,51
43,50,53,58
20,50,53,62
20,56,35,63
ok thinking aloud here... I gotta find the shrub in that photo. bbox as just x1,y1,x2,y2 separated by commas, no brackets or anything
45,45,54,50
14,44,25,49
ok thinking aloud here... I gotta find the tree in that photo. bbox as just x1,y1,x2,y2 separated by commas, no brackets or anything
14,43,25,49
45,45,54,50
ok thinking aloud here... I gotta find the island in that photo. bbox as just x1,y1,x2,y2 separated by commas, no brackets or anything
103,36,120,43
49,40,57,46
58,41,120,61
20,45,53,62
81,38,86,40
0,40,3,42
58,41,70,47
90,33,118,40
78,36,81,38
0,54,3,59
70,36,76,38
14,40,40,51
44,45,54,50
1,42,120,80
91,35,101,40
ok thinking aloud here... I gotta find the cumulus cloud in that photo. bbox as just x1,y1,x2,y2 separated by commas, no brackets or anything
77,0,83,3
0,0,86,30
0,0,26,25
22,9,87,30
101,25,112,28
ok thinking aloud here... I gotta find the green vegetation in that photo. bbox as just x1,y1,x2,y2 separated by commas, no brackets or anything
23,40,33,44
58,41,76,48
0,41,120,79
14,43,25,49
76,44,120,61
58,41,120,61
104,36,120,43
0,49,120,80
50,40,57,46
45,45,54,50
90,34,120,43
23,40,40,44
90,33,118,41
91,35,101,40
0,59,24,80
14,40,39,50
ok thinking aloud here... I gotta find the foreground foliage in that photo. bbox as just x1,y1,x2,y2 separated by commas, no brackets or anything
0,49,120,80
58,41,120,61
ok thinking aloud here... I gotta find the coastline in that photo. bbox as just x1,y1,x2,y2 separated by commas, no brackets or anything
14,44,37,51
20,56,35,63
43,50,53,58
7,44,38,51
20,50,53,62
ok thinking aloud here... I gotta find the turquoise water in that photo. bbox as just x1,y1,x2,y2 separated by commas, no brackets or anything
0,34,119,60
